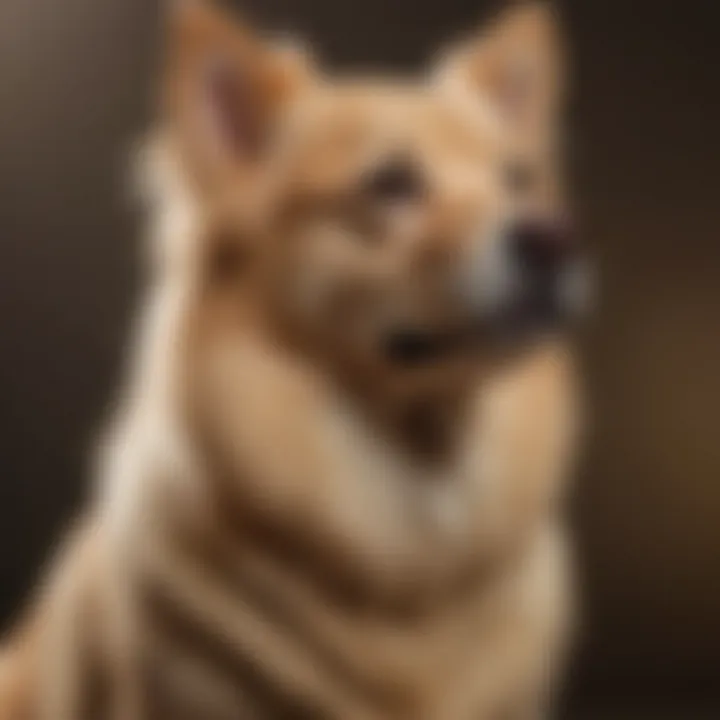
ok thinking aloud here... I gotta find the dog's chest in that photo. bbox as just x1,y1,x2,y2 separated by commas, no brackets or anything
323,401,490,559
196,337,573,595
309,371,544,588
142,340,576,717
135,499,565,720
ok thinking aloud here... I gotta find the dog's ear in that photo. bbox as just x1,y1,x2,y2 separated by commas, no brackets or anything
162,0,312,194
436,2,565,138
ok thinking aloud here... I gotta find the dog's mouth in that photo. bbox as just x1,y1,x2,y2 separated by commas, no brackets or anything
382,253,591,368
382,327,467,366
382,320,561,368
382,294,586,368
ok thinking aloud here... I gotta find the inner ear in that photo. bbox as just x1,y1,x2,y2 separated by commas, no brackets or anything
201,54,268,162
435,2,565,132
163,0,314,192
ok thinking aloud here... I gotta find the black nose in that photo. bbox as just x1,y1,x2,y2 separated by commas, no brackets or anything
509,218,575,271
497,216,585,333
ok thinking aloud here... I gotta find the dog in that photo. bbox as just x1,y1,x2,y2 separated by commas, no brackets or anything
0,1,585,718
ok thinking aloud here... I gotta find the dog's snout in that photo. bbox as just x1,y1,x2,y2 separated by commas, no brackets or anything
455,215,588,341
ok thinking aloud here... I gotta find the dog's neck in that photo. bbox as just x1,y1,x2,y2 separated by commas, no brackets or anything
257,305,484,468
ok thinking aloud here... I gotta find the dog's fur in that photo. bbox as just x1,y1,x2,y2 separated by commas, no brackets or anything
0,2,580,718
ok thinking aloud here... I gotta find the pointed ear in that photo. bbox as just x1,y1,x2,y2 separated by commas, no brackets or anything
162,1,312,194
436,2,565,138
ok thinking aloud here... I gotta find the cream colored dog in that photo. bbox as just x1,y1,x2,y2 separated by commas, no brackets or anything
0,2,582,718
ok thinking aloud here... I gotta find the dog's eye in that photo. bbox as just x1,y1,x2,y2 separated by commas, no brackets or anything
503,162,538,195
361,157,425,203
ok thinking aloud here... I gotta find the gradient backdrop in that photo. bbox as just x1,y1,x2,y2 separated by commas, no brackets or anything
1,0,718,715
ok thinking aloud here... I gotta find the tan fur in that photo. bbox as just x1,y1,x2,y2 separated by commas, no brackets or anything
1,2,579,718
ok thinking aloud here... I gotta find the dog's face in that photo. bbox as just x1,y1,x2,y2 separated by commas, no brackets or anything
163,1,583,401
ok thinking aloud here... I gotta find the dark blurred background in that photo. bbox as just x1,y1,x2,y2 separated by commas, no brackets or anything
1,0,718,716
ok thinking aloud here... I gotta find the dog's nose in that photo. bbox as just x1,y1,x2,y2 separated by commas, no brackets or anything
462,214,588,340
499,215,589,333
508,217,576,274
455,214,589,341
503,216,583,327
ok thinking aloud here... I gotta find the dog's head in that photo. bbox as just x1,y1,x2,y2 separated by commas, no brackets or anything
156,1,584,404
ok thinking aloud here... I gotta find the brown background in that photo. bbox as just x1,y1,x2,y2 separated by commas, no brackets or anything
1,0,718,715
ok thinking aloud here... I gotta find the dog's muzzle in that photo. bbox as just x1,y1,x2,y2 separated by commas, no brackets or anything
467,216,592,340
382,217,592,366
